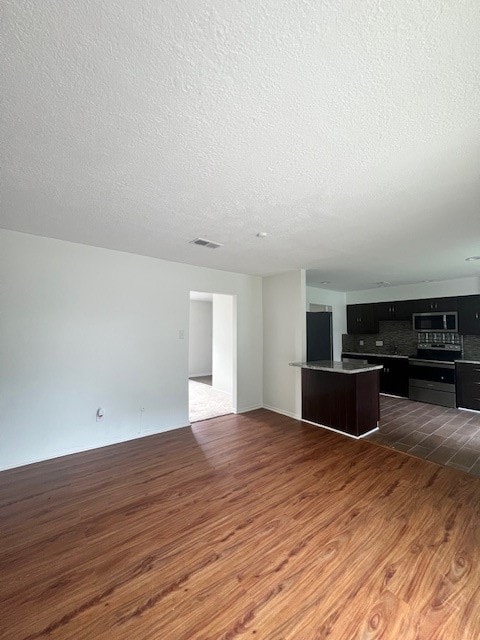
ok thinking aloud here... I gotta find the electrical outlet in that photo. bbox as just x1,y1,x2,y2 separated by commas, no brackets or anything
179,329,185,339
375,340,384,347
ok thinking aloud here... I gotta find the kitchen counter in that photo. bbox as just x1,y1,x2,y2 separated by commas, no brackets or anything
342,351,480,366
342,351,409,359
292,361,380,438
290,360,383,374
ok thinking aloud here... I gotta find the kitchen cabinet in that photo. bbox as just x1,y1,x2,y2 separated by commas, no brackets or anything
456,362,480,411
381,357,409,397
301,366,380,437
366,356,409,397
346,304,377,334
375,300,413,322
412,297,457,313
342,353,409,397
457,295,480,336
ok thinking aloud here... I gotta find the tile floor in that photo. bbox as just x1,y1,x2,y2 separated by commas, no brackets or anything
367,395,480,476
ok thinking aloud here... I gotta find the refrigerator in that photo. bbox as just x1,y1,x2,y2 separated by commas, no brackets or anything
306,311,333,362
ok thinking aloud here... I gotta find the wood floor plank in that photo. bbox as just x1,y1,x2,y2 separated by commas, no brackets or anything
1,408,480,639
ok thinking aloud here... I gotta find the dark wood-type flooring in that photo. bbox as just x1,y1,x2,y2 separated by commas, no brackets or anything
369,396,480,476
1,409,480,639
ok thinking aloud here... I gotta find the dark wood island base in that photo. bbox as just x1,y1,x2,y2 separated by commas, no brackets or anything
302,367,380,437
290,360,382,438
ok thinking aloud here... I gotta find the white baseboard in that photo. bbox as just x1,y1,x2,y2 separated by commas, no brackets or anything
0,422,190,473
236,404,264,414
262,404,300,420
380,393,406,399
300,418,378,440
457,406,480,414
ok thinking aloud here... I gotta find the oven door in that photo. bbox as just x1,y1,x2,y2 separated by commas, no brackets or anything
408,360,456,407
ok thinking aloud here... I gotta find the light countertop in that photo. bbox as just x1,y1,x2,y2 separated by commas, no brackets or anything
290,360,383,374
342,351,409,359
342,352,480,366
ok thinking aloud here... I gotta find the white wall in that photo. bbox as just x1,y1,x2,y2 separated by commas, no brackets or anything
0,230,263,471
306,286,347,361
212,294,234,395
263,270,306,419
188,301,212,377
346,277,480,304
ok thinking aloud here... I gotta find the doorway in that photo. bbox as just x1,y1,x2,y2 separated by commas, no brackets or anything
189,291,235,422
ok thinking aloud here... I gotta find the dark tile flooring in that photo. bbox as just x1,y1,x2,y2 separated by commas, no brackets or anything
367,396,480,476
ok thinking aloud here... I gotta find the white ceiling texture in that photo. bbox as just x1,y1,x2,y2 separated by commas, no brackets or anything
1,1,479,291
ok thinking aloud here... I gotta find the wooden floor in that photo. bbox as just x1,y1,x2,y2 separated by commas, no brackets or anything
1,409,480,639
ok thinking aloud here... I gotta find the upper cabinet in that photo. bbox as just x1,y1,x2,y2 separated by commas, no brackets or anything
346,304,377,334
457,295,480,336
346,294,480,335
412,297,458,313
375,300,413,322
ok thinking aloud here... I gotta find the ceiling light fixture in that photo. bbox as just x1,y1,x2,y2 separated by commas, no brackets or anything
465,256,480,261
256,232,268,238
320,281,331,285
374,281,391,287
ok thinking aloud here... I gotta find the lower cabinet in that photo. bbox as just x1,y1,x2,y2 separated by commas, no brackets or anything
456,362,480,411
367,357,409,397
342,354,409,398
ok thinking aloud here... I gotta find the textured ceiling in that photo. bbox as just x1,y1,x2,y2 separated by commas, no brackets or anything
1,0,479,290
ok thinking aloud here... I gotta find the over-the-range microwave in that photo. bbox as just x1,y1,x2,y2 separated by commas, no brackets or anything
412,311,458,332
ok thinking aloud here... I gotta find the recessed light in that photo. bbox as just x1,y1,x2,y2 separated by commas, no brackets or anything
374,281,391,287
465,256,480,261
256,232,268,238
320,281,331,285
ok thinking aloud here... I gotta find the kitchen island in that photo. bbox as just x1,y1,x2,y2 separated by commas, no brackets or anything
290,360,383,438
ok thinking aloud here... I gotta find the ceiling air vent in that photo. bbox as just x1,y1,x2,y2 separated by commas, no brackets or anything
190,237,223,249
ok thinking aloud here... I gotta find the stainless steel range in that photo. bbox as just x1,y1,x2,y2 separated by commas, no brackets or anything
408,334,463,407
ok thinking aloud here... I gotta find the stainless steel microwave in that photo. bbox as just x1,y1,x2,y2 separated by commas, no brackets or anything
412,311,458,332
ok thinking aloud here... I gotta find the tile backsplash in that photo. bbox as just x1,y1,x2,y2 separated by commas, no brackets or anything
464,336,480,361
342,321,416,356
342,322,480,362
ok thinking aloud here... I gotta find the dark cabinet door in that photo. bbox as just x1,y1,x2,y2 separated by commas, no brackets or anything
458,295,480,336
387,359,409,397
412,297,457,313
375,300,412,322
394,300,413,321
367,356,408,397
347,304,377,334
375,302,396,322
456,362,480,410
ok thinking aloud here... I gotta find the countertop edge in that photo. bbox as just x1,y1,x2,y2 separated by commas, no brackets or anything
342,352,480,365
290,362,383,374
342,351,409,359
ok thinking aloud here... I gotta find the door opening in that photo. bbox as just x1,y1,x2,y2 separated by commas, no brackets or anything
188,291,236,422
